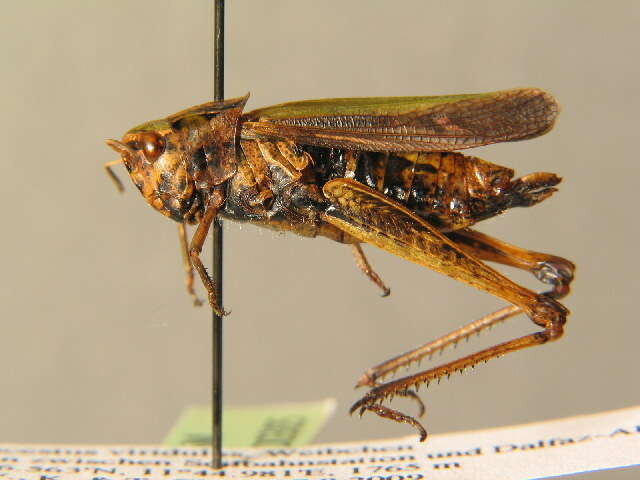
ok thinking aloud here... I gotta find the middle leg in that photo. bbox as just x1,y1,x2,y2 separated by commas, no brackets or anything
351,243,391,297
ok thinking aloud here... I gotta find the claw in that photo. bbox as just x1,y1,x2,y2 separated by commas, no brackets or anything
352,402,428,442
349,393,373,415
399,389,426,418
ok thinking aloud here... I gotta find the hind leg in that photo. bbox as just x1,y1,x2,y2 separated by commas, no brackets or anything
447,229,574,299
321,179,571,440
356,229,574,388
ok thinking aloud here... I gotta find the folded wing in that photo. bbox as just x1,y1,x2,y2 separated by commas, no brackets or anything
241,88,559,152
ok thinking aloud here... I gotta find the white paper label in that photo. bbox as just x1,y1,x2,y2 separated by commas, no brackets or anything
0,405,638,479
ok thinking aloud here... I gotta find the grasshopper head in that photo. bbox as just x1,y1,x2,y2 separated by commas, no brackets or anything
106,95,249,223
106,120,198,223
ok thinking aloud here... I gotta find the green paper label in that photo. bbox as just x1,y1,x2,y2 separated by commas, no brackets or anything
164,398,336,448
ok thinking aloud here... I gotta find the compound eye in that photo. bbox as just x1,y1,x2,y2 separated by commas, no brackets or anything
139,132,165,162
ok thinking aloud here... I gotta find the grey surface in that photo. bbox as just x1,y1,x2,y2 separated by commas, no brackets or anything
1,1,638,478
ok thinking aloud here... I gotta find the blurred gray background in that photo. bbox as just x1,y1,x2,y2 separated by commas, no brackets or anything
1,1,638,478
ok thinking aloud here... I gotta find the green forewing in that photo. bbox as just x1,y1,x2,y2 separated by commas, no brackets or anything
241,88,559,152
244,92,493,119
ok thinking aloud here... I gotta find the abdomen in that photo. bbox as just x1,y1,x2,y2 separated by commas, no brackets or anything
305,147,516,232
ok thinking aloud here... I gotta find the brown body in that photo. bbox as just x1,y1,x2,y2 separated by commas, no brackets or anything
106,88,575,440
225,144,555,239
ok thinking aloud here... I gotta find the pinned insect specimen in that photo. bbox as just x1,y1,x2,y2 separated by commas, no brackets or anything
106,88,574,440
